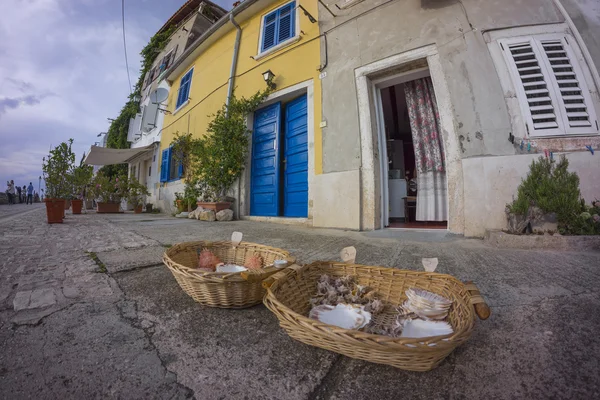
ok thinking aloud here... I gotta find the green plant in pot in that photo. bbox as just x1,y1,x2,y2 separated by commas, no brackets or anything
69,163,93,214
173,192,185,213
127,178,150,213
90,173,128,213
42,139,76,223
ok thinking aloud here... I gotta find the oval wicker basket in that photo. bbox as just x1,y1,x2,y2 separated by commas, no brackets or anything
163,240,294,309
263,262,489,371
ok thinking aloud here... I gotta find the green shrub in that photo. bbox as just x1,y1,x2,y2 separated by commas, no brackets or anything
507,156,599,235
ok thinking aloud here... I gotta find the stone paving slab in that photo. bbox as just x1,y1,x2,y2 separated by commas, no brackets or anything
96,245,166,273
13,288,56,311
115,265,338,400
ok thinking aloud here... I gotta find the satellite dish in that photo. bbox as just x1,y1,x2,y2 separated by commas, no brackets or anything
150,88,169,104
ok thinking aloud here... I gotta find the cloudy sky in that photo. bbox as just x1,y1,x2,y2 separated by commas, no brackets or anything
0,0,233,192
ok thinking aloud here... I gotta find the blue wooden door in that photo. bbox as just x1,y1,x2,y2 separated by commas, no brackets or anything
283,95,308,217
251,103,282,216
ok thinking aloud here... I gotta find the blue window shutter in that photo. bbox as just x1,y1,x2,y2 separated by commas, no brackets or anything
177,158,184,179
166,147,172,180
277,4,294,43
176,69,193,109
262,12,277,51
160,149,169,182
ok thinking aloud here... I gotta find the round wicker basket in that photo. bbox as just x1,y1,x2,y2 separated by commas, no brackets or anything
263,262,489,371
163,240,294,308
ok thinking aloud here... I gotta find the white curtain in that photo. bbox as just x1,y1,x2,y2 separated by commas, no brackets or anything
404,77,448,221
416,171,448,221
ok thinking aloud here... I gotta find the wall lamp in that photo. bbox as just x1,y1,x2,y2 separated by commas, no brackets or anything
262,69,276,90
97,132,107,137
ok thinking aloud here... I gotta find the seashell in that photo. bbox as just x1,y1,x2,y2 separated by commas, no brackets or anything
309,304,372,330
216,264,248,273
403,288,452,320
198,249,220,271
400,319,453,338
244,254,263,269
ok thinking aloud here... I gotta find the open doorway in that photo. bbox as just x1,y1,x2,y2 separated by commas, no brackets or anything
376,69,448,229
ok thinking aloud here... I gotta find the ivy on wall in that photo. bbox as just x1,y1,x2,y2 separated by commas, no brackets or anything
100,27,175,176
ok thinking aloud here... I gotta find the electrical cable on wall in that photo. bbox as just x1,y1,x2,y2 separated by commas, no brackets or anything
122,0,133,94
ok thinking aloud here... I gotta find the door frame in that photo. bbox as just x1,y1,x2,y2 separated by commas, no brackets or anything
355,45,464,233
373,68,435,229
240,79,315,221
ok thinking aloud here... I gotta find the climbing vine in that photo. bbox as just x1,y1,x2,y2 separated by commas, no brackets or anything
101,27,175,177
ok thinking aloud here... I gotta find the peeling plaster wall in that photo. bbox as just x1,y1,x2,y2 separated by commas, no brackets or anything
313,0,600,234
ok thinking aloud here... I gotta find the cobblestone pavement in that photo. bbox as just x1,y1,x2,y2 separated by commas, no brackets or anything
1,205,599,399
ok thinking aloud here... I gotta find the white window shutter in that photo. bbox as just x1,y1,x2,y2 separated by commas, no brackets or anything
500,37,565,136
535,37,598,135
501,34,599,137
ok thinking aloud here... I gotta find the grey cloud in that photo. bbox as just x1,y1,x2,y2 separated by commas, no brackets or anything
0,95,42,115
6,78,35,92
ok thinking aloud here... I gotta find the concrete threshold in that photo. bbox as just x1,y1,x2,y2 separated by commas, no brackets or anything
241,215,312,227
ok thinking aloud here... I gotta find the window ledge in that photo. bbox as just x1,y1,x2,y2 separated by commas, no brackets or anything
253,35,301,61
172,100,189,116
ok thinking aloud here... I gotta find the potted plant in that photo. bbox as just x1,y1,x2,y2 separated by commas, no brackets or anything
70,164,93,214
173,192,185,213
90,173,127,213
42,139,75,223
127,178,150,213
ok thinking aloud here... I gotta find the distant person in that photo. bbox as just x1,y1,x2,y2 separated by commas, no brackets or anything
16,185,22,203
27,182,34,205
22,185,26,203
6,180,15,205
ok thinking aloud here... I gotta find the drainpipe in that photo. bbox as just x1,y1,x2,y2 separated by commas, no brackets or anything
226,14,242,117
227,14,243,218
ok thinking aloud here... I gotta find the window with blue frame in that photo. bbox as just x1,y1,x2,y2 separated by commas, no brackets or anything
175,68,194,110
160,147,184,182
260,2,296,53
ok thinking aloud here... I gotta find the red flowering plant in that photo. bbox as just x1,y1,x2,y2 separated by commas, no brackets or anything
89,173,128,203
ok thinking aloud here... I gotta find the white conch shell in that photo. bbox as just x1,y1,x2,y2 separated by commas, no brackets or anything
309,304,372,330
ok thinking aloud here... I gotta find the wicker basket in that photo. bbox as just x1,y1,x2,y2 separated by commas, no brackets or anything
263,262,490,371
162,240,294,308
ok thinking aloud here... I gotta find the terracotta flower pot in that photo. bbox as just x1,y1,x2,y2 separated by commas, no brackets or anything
134,205,143,214
197,201,231,213
97,202,121,213
71,199,83,214
45,199,65,224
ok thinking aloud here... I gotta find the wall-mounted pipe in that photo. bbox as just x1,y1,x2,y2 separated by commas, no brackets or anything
226,14,242,117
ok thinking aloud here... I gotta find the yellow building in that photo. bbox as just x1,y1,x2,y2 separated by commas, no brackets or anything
158,0,322,222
